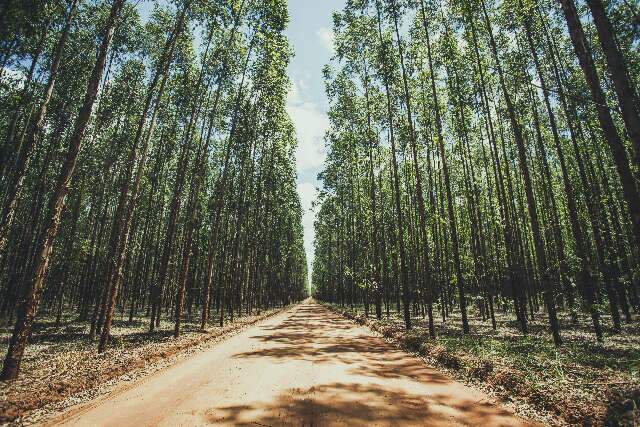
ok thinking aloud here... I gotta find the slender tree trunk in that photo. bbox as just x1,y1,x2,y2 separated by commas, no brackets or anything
558,0,640,253
98,3,189,351
421,0,469,333
481,0,561,345
585,0,640,169
375,0,411,329
392,0,435,336
523,11,603,340
0,0,78,252
362,61,383,321
1,0,125,380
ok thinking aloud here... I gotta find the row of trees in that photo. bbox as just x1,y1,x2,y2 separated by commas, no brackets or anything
0,0,307,380
312,0,639,345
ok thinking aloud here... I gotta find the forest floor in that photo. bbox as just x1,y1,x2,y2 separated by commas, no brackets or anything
24,301,530,427
0,305,291,425
322,301,640,426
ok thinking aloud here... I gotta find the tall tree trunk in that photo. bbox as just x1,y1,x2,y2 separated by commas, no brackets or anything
1,0,125,380
392,0,435,336
98,4,187,351
481,0,561,345
0,0,79,252
585,0,640,169
558,0,640,253
523,10,603,340
421,0,469,333
375,0,411,330
362,60,383,321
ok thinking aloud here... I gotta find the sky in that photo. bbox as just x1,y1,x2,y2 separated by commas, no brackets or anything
285,0,344,286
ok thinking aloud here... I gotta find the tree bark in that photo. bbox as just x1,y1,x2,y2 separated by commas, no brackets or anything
1,0,125,380
558,0,640,254
0,0,78,253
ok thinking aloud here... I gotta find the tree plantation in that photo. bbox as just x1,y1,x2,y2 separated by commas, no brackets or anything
314,0,639,342
0,0,307,382
1,0,639,425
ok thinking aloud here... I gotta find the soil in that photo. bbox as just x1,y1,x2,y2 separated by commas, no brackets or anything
45,301,534,426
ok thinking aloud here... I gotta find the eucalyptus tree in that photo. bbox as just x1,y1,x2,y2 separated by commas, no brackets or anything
313,0,639,346
100,0,191,349
0,1,78,252
2,0,127,380
557,0,640,252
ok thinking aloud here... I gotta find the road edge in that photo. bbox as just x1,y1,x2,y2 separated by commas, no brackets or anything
20,304,300,427
316,301,559,427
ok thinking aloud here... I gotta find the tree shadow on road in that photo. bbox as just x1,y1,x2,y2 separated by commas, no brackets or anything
205,382,527,426
234,304,450,384
226,303,531,426
234,304,391,364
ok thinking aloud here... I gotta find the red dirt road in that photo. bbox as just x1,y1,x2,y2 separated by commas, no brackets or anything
50,301,531,426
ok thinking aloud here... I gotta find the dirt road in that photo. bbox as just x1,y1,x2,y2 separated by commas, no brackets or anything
50,301,531,426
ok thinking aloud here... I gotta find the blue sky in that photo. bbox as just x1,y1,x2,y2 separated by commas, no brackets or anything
285,0,344,283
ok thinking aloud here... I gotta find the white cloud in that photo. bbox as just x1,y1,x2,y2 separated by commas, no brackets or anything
287,80,328,173
289,102,329,172
316,27,335,52
287,78,328,289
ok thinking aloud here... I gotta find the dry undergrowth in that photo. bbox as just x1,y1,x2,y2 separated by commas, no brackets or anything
0,307,291,425
325,303,640,426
